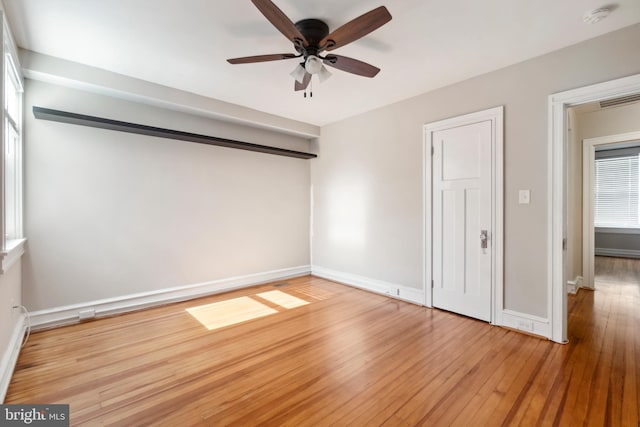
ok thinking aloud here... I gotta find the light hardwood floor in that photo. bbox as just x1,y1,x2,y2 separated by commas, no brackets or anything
5,269,640,426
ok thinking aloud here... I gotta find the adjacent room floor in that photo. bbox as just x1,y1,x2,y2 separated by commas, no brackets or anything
5,263,639,425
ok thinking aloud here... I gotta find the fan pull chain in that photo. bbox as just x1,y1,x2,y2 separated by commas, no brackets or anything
302,79,314,98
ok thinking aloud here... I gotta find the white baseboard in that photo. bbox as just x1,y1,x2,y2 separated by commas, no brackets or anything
567,275,584,294
501,309,550,339
312,266,425,306
0,314,26,403
312,267,552,339
29,265,311,330
594,248,640,258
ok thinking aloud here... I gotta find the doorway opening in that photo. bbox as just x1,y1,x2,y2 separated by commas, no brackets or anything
580,131,640,289
549,73,640,343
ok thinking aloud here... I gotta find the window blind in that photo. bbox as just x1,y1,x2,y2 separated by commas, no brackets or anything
594,154,640,228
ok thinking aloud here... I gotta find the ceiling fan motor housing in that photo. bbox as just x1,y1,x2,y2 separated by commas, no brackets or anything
294,19,330,55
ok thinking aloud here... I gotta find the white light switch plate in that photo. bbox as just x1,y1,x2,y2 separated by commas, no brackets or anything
518,190,530,204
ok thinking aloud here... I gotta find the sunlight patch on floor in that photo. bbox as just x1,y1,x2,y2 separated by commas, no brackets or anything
256,290,310,309
186,289,320,331
186,296,277,330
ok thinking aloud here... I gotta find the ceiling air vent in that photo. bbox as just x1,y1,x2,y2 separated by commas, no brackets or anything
599,93,640,109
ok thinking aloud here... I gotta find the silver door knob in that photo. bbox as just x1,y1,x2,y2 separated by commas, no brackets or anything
480,230,488,249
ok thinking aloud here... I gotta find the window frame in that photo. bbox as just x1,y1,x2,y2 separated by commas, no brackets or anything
592,151,640,230
0,12,25,274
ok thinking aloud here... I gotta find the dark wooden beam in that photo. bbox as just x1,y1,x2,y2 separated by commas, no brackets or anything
32,106,317,160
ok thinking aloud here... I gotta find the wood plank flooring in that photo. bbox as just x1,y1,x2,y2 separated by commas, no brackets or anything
5,268,640,426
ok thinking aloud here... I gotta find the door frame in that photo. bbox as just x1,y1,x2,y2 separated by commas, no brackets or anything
548,73,640,344
581,131,640,289
423,106,504,325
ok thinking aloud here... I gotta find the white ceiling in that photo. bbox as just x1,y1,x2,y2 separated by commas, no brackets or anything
4,0,640,126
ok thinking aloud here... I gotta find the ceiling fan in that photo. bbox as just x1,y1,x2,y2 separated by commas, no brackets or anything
227,0,392,92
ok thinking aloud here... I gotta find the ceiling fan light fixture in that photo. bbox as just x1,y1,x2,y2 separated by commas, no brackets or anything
305,55,323,74
318,65,332,83
290,63,306,84
227,1,392,92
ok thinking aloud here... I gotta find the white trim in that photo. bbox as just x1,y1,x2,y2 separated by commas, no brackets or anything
582,140,595,290
29,265,311,330
0,238,25,274
0,313,26,403
501,309,550,338
549,73,640,344
594,248,640,258
582,131,640,288
423,123,432,308
1,16,25,268
312,266,425,306
0,11,22,79
422,131,430,307
567,275,583,294
423,106,504,325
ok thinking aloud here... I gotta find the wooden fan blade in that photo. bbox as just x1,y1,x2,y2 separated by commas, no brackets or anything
227,53,296,64
294,72,312,91
320,6,391,51
323,55,380,78
251,0,308,46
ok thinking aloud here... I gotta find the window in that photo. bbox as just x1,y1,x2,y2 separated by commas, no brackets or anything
0,22,25,274
594,152,640,229
4,53,22,241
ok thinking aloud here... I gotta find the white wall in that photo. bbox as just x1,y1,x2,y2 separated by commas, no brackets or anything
0,259,21,365
578,102,640,139
311,24,640,318
578,101,640,139
23,79,311,311
0,260,21,342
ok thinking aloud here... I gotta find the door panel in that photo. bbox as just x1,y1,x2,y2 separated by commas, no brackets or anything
433,120,492,321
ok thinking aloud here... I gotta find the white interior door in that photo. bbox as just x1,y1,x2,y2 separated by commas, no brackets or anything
432,120,492,321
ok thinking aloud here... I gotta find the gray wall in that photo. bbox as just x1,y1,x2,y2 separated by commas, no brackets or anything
311,24,640,318
595,231,640,256
23,79,311,311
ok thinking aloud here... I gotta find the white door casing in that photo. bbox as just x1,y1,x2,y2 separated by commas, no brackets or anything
548,73,640,344
432,121,492,321
424,106,503,325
